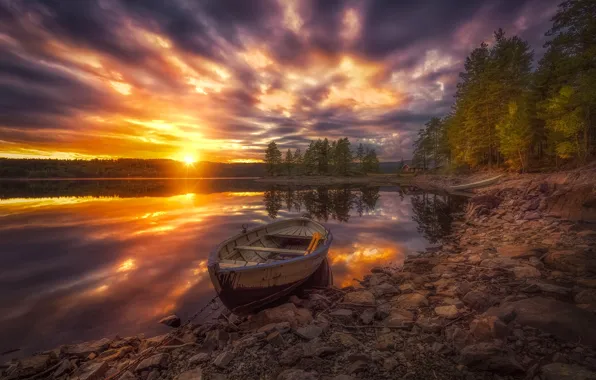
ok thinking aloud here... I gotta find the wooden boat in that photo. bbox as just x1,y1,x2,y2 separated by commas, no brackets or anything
449,175,504,191
208,218,333,314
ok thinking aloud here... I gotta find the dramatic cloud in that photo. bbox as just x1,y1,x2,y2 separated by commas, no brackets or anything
0,0,559,161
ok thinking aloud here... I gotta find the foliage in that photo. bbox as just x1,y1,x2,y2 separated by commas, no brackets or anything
284,149,294,175
264,141,282,176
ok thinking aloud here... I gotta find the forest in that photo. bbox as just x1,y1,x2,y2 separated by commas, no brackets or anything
413,0,596,171
264,138,380,176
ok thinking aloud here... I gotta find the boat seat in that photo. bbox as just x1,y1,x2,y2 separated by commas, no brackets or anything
235,246,306,256
269,234,313,240
219,259,260,268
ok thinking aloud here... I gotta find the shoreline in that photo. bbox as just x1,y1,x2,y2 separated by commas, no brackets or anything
3,168,596,380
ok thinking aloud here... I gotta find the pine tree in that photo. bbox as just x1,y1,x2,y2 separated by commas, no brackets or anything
264,141,282,176
284,149,294,175
293,148,303,175
333,138,353,176
318,138,330,174
356,143,365,172
303,141,317,175
496,100,532,170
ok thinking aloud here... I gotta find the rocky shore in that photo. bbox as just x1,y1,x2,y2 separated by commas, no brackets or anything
2,169,596,380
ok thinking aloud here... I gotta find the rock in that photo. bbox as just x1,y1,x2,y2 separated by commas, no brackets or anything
295,325,323,340
487,297,596,348
159,314,181,328
77,362,109,380
64,338,112,357
118,371,136,380
343,290,375,306
416,316,442,333
188,352,210,364
459,342,523,374
577,279,596,288
383,358,398,371
462,290,493,312
331,376,356,380
147,370,160,380
277,369,317,380
513,266,541,279
469,194,502,210
545,249,596,274
204,329,229,350
99,346,133,362
434,305,459,319
328,309,353,322
524,211,541,220
53,360,73,378
266,331,285,346
257,322,291,334
497,244,547,259
279,345,304,365
372,282,398,297
391,293,428,310
359,309,375,325
469,316,509,342
540,363,596,380
213,351,235,368
386,307,414,326
135,354,170,372
376,333,400,351
246,303,312,329
18,354,52,376
526,280,571,295
445,326,472,350
329,332,360,347
348,360,368,374
175,368,203,380
480,257,517,268
575,289,596,305
399,283,415,293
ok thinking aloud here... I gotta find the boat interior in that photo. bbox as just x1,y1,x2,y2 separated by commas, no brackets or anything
217,220,327,269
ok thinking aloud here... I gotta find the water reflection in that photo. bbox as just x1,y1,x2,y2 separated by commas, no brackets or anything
411,192,467,243
0,181,465,357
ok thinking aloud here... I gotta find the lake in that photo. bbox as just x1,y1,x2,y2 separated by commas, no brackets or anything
0,179,466,357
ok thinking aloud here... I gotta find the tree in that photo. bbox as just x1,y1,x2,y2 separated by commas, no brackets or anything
496,100,532,170
356,143,365,172
264,141,282,176
293,148,303,175
284,149,294,175
303,141,317,175
362,148,380,173
333,138,353,176
317,138,331,174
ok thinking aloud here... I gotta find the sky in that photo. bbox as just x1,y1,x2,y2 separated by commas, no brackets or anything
0,0,560,162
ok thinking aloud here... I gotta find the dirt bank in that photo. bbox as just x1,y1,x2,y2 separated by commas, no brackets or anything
3,169,596,380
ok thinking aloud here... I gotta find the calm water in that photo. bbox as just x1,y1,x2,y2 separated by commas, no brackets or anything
0,179,465,357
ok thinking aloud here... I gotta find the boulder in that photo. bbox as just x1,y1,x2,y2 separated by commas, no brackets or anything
525,280,571,295
189,352,210,364
497,245,546,259
135,354,170,372
64,338,112,357
343,290,375,306
372,283,398,297
257,322,291,334
175,368,203,380
277,369,318,380
77,362,109,380
540,363,596,380
575,289,596,305
459,342,523,374
462,290,493,312
245,303,312,329
328,309,353,322
469,316,509,342
295,325,323,340
391,293,428,310
545,249,596,274
359,309,375,325
213,351,235,369
279,345,304,365
486,297,596,348
480,257,517,269
513,266,541,279
415,316,442,333
385,309,415,329
329,332,360,347
18,354,52,376
445,326,472,350
159,315,181,328
434,305,459,319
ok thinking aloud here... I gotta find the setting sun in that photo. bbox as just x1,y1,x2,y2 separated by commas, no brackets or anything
183,155,197,166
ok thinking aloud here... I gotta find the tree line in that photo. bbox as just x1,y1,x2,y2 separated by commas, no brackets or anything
264,138,380,176
413,0,596,171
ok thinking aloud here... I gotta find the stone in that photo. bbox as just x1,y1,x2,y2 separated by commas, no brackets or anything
64,338,112,357
372,282,398,297
328,308,353,322
391,293,428,310
295,325,323,340
513,266,541,279
359,309,375,325
376,333,400,351
18,354,52,376
577,279,596,288
540,363,596,380
545,249,596,274
257,322,291,334
99,346,133,362
386,308,414,329
469,316,509,342
147,370,160,380
434,305,459,319
53,360,73,378
446,326,472,350
416,316,442,333
246,303,312,329
280,345,304,365
175,368,203,380
480,257,517,268
331,376,356,380
459,342,523,374
462,290,493,312
277,369,317,380
159,314,181,328
204,329,229,350
213,351,235,368
188,352,210,364
135,353,170,372
77,362,109,380
266,331,285,346
343,290,375,306
348,360,368,374
118,371,136,380
329,332,360,347
399,283,415,293
526,280,571,295
486,297,596,348
524,211,541,220
575,289,596,305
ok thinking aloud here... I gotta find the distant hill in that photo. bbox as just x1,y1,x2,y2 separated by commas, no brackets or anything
0,158,408,178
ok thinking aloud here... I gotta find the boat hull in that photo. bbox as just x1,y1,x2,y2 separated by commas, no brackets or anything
209,246,330,314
